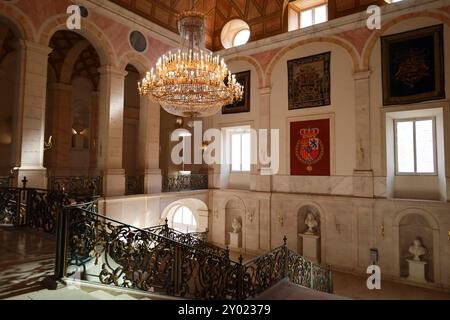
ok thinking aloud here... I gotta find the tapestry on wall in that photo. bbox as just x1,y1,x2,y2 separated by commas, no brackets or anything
222,70,251,114
290,119,330,176
381,24,445,105
287,52,331,110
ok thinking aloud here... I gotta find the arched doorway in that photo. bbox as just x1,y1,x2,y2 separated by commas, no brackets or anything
172,205,198,233
123,64,143,194
44,31,101,183
0,20,21,185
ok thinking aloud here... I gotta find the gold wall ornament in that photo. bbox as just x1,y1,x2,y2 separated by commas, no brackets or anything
138,11,243,118
277,212,284,226
380,224,385,239
247,208,255,223
44,135,53,151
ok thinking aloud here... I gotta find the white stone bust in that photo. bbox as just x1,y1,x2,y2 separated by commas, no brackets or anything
409,238,426,261
231,217,242,233
304,212,318,235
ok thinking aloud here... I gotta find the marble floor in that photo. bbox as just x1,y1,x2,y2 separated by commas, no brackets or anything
0,227,56,299
333,271,450,300
2,227,450,300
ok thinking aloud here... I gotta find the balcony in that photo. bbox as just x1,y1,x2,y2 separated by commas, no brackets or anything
162,174,208,192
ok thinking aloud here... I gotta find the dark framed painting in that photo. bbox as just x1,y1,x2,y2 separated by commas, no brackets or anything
381,24,445,106
290,118,330,176
222,70,251,114
288,52,331,110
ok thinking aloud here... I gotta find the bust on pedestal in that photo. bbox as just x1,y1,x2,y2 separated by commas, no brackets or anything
229,217,242,249
298,212,320,263
406,238,427,284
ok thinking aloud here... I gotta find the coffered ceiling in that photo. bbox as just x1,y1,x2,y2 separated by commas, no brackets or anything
109,0,289,50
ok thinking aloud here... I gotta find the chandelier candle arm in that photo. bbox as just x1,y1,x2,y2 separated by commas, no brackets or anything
138,11,243,118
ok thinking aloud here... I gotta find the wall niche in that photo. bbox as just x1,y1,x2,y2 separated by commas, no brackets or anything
297,205,321,263
399,214,434,282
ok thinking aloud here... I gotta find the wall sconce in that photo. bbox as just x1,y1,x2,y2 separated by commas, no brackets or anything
202,140,211,151
247,208,255,223
448,230,450,240
277,212,284,227
175,117,183,127
44,135,53,151
380,224,385,239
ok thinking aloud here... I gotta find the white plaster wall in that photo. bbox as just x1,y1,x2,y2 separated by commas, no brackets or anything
270,42,356,177
369,18,450,199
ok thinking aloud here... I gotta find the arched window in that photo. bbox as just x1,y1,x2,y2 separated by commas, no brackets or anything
172,206,197,233
221,19,251,49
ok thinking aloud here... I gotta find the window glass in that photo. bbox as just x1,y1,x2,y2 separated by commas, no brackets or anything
300,9,313,28
314,5,327,24
233,29,251,47
415,120,434,173
396,121,415,173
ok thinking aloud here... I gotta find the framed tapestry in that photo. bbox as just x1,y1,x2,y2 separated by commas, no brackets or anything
290,119,330,176
287,52,331,110
381,24,445,106
222,70,251,114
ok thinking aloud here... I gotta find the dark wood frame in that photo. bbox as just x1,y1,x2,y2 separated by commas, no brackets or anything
222,70,251,114
381,24,445,106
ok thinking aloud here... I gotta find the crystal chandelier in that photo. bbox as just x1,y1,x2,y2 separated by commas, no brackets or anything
138,11,244,118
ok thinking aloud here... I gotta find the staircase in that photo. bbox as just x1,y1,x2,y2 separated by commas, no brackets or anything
0,185,333,300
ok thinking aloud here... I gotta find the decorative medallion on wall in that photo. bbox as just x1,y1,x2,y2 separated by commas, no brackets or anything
287,52,331,110
222,70,250,114
290,119,330,176
129,31,147,53
381,24,445,106
79,6,89,18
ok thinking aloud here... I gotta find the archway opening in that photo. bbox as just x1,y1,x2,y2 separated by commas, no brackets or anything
123,64,143,194
172,205,198,233
44,30,101,179
0,20,21,182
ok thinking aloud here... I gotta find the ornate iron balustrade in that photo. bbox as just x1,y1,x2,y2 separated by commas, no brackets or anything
125,175,144,195
146,223,229,260
0,186,69,234
0,176,11,188
162,174,208,192
56,203,333,299
49,176,103,197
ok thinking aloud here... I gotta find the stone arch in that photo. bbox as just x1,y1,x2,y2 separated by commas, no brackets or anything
392,208,440,284
294,200,327,263
362,11,450,71
225,56,264,89
160,198,209,232
0,3,35,41
119,51,152,77
265,36,361,86
38,15,117,67
60,40,90,84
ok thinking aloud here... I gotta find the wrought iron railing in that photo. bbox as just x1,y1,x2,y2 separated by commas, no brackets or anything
162,174,208,192
55,203,333,299
48,176,103,197
146,222,229,260
125,175,144,195
0,186,68,234
0,176,11,188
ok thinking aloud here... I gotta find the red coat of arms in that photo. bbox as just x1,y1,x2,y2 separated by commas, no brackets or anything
295,127,324,172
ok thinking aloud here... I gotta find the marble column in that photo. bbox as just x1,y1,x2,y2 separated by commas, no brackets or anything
138,97,162,193
97,66,127,196
251,86,272,192
44,83,73,175
353,71,374,198
16,40,52,188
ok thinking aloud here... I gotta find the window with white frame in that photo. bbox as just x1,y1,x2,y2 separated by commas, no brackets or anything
300,4,328,28
395,118,436,175
172,206,197,233
230,129,251,172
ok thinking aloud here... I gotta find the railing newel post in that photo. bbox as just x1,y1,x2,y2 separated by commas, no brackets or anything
283,235,289,279
55,206,69,280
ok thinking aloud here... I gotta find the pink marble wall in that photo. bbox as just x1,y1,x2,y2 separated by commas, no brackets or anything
336,27,374,55
251,47,283,74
